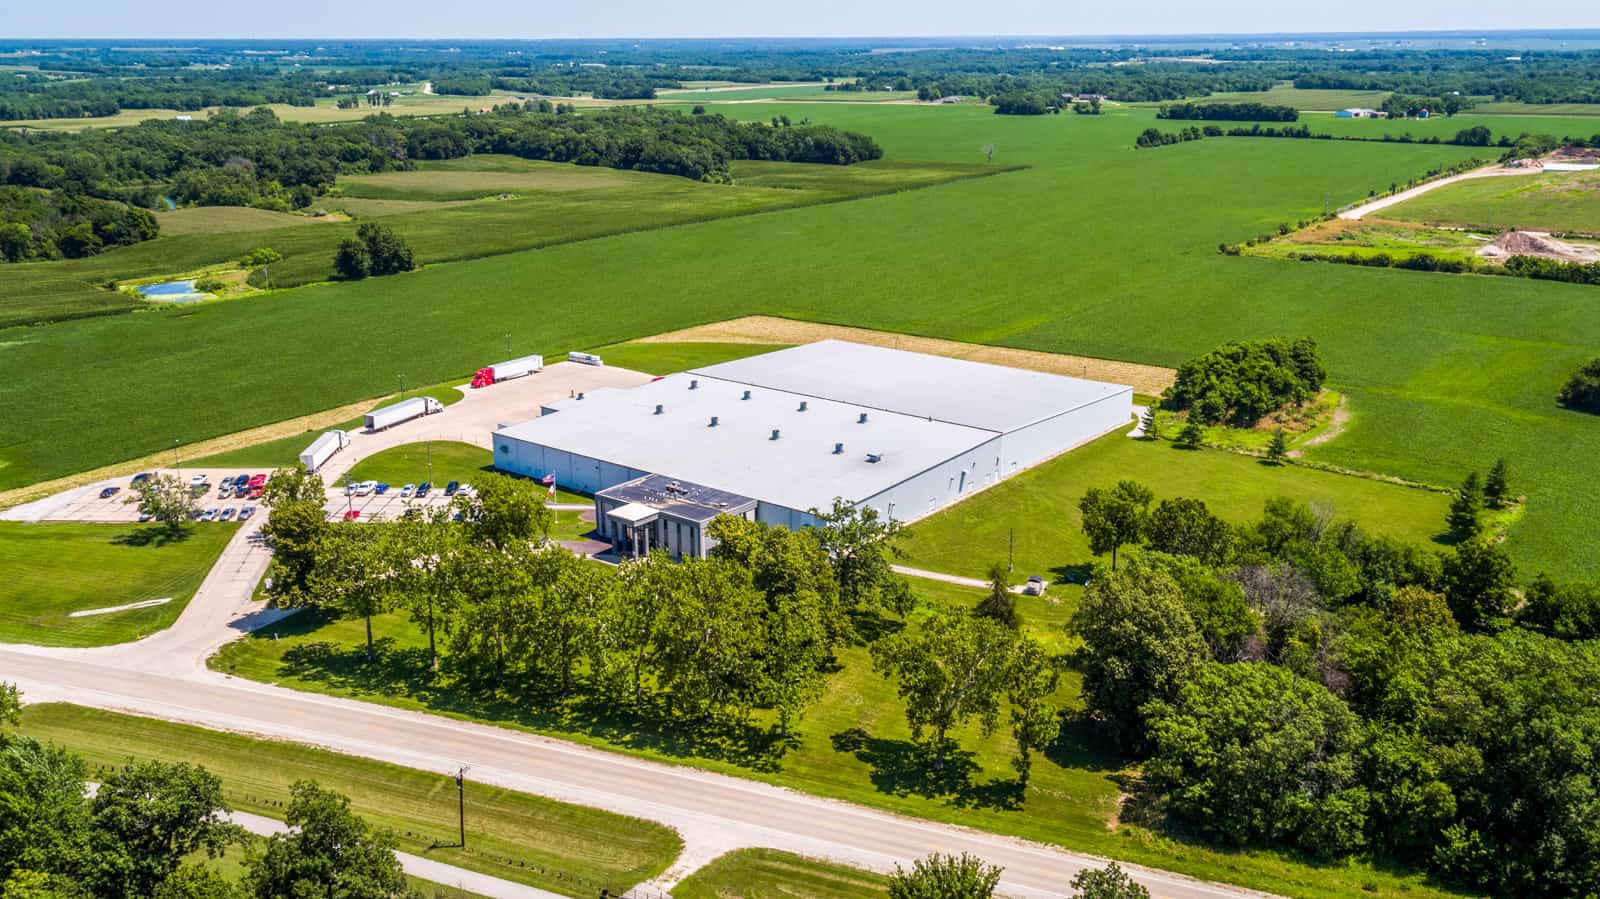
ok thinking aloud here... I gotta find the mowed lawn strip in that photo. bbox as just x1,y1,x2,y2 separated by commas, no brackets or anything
900,428,1452,580
18,704,683,898
210,579,1460,899
0,521,237,647
343,441,494,489
673,849,889,899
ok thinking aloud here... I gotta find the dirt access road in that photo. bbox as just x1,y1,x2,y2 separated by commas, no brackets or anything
1337,164,1534,220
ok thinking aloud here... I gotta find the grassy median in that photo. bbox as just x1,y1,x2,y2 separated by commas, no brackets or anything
674,849,888,899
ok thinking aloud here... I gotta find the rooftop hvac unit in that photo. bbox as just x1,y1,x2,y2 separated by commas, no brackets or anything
577,392,586,400
770,429,781,440
798,400,808,412
833,442,844,454
742,390,752,400
866,453,883,464
858,412,869,424
709,416,719,427
689,379,699,390
654,404,664,415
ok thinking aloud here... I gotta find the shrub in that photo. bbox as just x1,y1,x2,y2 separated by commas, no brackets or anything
1559,358,1600,413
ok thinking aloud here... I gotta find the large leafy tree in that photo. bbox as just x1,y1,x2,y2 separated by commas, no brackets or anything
1006,637,1060,788
87,762,241,899
653,558,767,721
122,474,196,536
260,466,330,606
0,739,91,889
246,782,408,899
1143,497,1233,566
888,853,1001,899
1442,539,1516,632
607,552,680,710
1078,481,1153,570
390,505,464,671
871,608,1018,771
1143,662,1369,857
807,499,912,617
456,474,551,550
307,522,396,661
1069,555,1209,753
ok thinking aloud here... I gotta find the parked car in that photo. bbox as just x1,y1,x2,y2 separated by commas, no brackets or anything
239,506,256,521
1023,575,1048,596
138,512,152,523
458,483,474,497
354,481,376,496
444,480,460,497
218,486,233,500
343,509,361,521
99,486,120,499
248,473,268,488
202,508,218,522
130,472,152,486
400,484,415,498
219,508,236,522
247,485,264,500
189,475,210,492
416,481,432,498
345,483,359,497
374,483,390,495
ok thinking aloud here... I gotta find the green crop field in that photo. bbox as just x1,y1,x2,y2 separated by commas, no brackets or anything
1181,83,1393,111
901,427,1451,580
18,704,682,897
1382,169,1600,232
0,521,237,646
153,206,333,236
209,576,1456,899
673,849,889,899
0,155,997,329
4,103,1600,580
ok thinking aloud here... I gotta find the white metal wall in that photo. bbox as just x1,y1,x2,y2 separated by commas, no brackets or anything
996,389,1134,475
493,437,647,496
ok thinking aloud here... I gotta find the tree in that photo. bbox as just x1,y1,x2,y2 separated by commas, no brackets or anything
1559,358,1600,413
1138,405,1158,440
88,761,241,899
123,474,196,536
975,562,1020,630
609,551,680,710
872,609,1017,770
332,237,369,280
530,549,611,696
1068,862,1149,899
888,853,1001,899
1140,553,1257,661
1143,497,1233,566
653,558,767,720
355,223,414,276
390,506,462,671
1078,480,1152,570
1484,458,1511,509
0,683,18,728
151,865,246,899
1007,637,1060,788
1266,428,1289,465
246,782,408,899
1447,471,1484,542
807,499,911,617
1174,417,1204,450
1143,662,1368,856
240,247,282,268
0,737,91,889
1069,555,1209,753
456,473,550,550
307,523,394,661
260,499,330,606
1443,539,1516,632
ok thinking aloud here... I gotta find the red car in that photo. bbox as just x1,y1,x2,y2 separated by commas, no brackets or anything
342,509,361,521
247,485,264,500
248,473,268,488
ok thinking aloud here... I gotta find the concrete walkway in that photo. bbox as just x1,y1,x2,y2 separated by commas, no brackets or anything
892,564,1033,593
227,809,565,899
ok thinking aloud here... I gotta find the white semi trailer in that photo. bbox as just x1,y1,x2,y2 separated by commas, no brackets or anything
568,351,603,366
364,396,444,431
299,431,350,473
485,353,543,382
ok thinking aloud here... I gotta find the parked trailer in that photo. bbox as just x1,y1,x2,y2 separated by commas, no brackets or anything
299,431,350,474
364,396,443,431
568,351,603,366
471,353,543,388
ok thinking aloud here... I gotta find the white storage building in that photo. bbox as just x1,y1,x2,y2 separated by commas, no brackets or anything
492,341,1133,556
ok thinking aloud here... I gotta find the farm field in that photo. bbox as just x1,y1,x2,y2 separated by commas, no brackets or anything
673,849,889,899
0,521,237,646
0,155,999,328
1382,168,1600,232
17,704,683,898
3,103,1600,577
209,578,1456,899
900,426,1451,580
0,90,509,132
152,205,335,236
1177,83,1393,111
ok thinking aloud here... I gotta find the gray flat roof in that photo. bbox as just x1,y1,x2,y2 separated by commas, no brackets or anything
599,474,757,524
498,372,999,513
690,340,1129,433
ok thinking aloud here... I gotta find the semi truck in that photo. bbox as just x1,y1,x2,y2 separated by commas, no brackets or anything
299,431,350,474
470,353,543,388
568,351,603,366
364,396,444,431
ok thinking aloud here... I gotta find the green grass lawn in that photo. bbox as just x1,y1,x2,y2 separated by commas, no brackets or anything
0,521,237,646
189,386,465,471
342,441,493,488
1382,169,1600,232
900,427,1450,580
0,155,1000,329
209,574,1458,899
4,104,1599,582
18,704,682,898
673,849,889,899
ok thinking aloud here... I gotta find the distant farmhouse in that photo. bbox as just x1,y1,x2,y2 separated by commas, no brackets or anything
1335,108,1387,119
493,342,1133,559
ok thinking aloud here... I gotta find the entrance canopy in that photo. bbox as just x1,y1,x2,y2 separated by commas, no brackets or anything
606,502,661,527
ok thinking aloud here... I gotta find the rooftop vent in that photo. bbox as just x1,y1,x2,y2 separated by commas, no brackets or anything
833,442,844,455
858,412,869,424
654,404,664,415
577,392,586,400
689,379,699,390
709,415,719,427
770,429,781,441
866,453,883,464
798,400,808,412
742,390,752,401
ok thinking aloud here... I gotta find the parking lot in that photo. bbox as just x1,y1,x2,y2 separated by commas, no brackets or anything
322,483,463,522
6,467,271,524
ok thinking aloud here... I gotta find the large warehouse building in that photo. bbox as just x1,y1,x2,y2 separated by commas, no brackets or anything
493,341,1133,558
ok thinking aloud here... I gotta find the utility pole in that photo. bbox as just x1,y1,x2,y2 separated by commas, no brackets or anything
398,374,406,401
1008,528,1014,573
173,438,181,478
453,766,468,847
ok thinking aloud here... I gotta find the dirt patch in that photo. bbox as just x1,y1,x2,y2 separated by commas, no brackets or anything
638,316,1176,395
1479,230,1600,264
1291,393,1350,457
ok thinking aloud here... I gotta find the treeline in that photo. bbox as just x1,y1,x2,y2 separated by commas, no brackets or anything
1069,473,1600,895
1156,102,1298,122
1273,245,1600,291
0,186,157,261
0,70,322,120
1135,121,1571,151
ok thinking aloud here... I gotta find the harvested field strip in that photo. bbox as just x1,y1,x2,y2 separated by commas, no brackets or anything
637,315,1177,395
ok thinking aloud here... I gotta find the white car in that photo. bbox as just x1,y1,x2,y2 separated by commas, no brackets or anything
202,508,218,522
354,480,377,496
189,474,210,490
458,483,474,497
400,483,416,498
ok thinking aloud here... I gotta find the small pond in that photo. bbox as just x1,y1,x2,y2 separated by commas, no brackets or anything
136,279,209,303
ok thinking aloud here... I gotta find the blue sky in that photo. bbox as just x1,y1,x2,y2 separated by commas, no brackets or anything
8,1,1599,39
